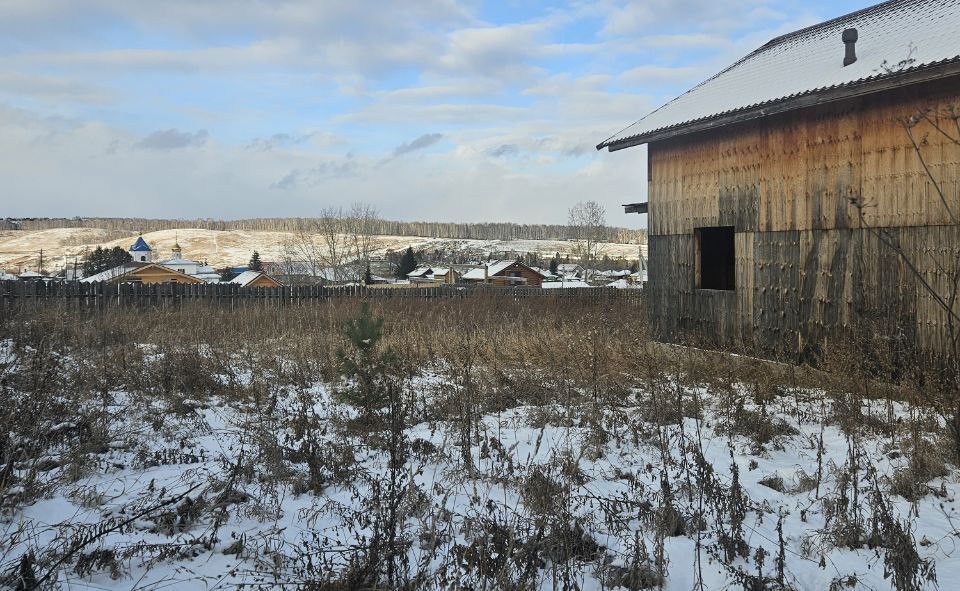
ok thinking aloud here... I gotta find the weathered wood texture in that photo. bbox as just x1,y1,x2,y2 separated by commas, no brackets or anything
648,227,960,355
645,77,960,355
648,79,960,236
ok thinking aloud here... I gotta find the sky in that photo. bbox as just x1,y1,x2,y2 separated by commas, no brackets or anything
0,0,870,226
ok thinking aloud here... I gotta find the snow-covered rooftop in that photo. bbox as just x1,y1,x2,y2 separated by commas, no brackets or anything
229,270,265,286
157,257,200,267
542,279,592,289
81,263,145,283
599,0,960,150
462,260,518,281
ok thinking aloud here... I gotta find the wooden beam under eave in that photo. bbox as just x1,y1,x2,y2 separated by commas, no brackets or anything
623,202,648,214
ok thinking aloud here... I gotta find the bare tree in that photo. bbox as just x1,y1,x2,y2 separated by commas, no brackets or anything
281,207,355,284
345,202,382,278
280,219,326,284
316,206,352,282
568,201,608,282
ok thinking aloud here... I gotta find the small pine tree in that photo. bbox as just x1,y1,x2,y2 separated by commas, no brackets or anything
549,257,559,276
335,303,398,417
249,251,263,271
629,260,639,274
364,265,373,285
395,247,417,279
219,267,238,282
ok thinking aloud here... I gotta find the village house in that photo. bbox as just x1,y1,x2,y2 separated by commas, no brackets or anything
555,263,584,279
407,266,461,284
598,0,960,356
229,270,283,288
406,266,434,282
462,260,546,287
430,267,460,283
81,262,204,285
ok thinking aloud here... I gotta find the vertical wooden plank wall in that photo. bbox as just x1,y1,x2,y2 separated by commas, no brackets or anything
646,78,960,356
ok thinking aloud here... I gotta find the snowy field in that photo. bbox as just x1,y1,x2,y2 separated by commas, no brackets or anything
0,300,954,590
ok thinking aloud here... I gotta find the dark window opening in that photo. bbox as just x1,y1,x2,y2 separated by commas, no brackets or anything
696,226,735,291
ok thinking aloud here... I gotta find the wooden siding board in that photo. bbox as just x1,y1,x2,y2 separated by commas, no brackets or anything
645,78,960,355
735,232,755,344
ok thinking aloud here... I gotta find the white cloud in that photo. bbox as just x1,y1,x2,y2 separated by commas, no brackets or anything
134,128,209,150
0,72,112,104
392,133,444,157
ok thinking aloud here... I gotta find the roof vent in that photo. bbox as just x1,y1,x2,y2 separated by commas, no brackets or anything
842,27,858,66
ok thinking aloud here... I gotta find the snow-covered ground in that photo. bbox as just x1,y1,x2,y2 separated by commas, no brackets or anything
1,339,954,590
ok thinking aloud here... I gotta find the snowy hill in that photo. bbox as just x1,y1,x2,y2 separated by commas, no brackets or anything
0,227,646,272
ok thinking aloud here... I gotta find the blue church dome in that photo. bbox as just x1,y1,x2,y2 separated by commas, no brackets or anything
130,236,152,252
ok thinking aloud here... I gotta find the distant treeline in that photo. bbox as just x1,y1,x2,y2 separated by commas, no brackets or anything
7,217,646,244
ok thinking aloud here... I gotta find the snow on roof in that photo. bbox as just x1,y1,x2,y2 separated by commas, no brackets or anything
407,266,433,278
542,280,592,289
17,270,42,278
431,267,451,276
229,270,266,286
599,0,960,149
462,260,518,281
157,257,199,266
129,236,152,252
81,263,146,283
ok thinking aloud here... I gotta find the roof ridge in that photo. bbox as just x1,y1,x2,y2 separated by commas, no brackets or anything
760,0,912,49
598,0,960,150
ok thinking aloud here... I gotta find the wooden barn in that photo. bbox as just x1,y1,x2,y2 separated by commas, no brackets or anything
598,0,960,356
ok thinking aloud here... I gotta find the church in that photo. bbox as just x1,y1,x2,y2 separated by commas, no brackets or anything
81,237,208,285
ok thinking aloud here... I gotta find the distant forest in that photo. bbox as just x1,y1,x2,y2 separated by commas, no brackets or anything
5,217,646,244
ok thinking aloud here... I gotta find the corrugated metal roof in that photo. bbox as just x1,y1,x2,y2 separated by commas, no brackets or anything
598,0,960,150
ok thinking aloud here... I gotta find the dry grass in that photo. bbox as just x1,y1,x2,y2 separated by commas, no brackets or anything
0,295,955,590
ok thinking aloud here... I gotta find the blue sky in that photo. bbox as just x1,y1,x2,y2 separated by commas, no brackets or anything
0,0,869,226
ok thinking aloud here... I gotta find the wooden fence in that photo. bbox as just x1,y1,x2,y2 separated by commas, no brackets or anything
0,280,642,315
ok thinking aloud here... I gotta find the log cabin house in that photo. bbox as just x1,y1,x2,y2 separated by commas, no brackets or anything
598,0,960,356
407,266,461,284
462,260,546,287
